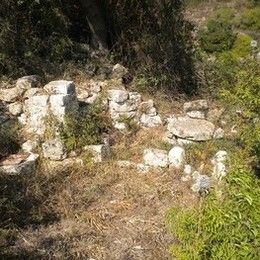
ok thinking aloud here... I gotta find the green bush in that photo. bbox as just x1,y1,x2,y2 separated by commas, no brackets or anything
213,8,235,24
60,100,112,152
167,156,260,259
199,20,236,53
240,7,260,31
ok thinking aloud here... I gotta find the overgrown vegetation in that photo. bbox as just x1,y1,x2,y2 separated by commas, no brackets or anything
167,2,260,258
60,100,112,152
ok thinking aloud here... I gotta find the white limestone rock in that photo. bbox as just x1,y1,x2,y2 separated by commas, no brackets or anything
8,102,23,116
84,144,111,163
167,117,215,141
111,63,128,79
211,151,228,180
140,114,162,128
16,75,41,90
213,128,225,139
143,148,169,168
108,89,129,103
44,80,75,95
168,146,185,169
0,153,39,175
181,164,193,181
42,139,67,161
183,99,208,112
22,140,39,153
186,110,206,119
0,87,25,102
191,174,211,193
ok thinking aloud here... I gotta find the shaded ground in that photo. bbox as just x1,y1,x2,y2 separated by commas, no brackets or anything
0,127,198,260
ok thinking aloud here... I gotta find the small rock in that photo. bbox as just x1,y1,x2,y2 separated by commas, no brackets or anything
211,151,227,180
16,75,41,90
140,114,162,128
108,89,129,103
22,140,39,153
42,139,67,161
168,146,185,169
111,64,128,79
8,102,23,116
24,88,45,98
0,153,39,175
186,110,205,119
44,80,75,95
0,87,25,102
181,164,193,181
212,150,227,163
207,108,224,122
183,100,208,112
143,148,168,168
18,113,27,125
139,100,157,116
191,174,211,193
213,128,225,139
84,144,111,163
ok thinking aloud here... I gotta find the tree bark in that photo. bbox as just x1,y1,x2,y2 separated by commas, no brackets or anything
80,0,108,51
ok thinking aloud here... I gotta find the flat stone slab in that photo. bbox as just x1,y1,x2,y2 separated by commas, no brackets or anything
0,153,38,175
167,117,215,141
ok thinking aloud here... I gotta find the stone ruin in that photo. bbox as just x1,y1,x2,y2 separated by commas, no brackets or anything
165,99,225,145
0,66,228,194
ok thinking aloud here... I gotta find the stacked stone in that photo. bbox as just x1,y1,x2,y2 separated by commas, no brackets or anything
107,89,162,130
165,100,225,145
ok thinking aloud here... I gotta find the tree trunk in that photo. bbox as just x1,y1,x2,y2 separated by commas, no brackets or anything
80,0,108,52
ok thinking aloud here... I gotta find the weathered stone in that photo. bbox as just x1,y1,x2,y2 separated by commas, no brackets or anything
22,140,40,153
184,100,208,112
207,108,224,122
129,92,142,105
24,88,45,99
8,102,23,116
18,113,27,125
49,94,78,122
167,117,215,141
108,89,129,103
211,151,227,180
24,95,49,135
213,128,225,139
140,114,162,128
111,64,128,79
42,139,67,161
85,93,99,104
143,148,168,167
113,122,127,130
168,146,185,169
0,87,25,102
44,80,75,95
191,174,211,193
139,100,157,116
110,100,138,113
84,144,111,163
0,153,38,175
186,111,205,119
181,164,193,181
16,75,41,90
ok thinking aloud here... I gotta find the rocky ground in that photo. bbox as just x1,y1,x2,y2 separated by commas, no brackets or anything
0,63,231,259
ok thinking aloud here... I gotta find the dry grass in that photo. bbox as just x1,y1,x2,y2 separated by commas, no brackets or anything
0,134,198,259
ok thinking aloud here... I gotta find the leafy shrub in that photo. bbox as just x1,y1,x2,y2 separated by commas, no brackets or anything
167,156,260,259
60,100,112,152
199,20,236,53
213,8,235,24
0,120,20,158
240,7,260,31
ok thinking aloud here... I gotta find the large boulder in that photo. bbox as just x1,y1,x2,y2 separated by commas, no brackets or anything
143,148,169,168
167,117,215,141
